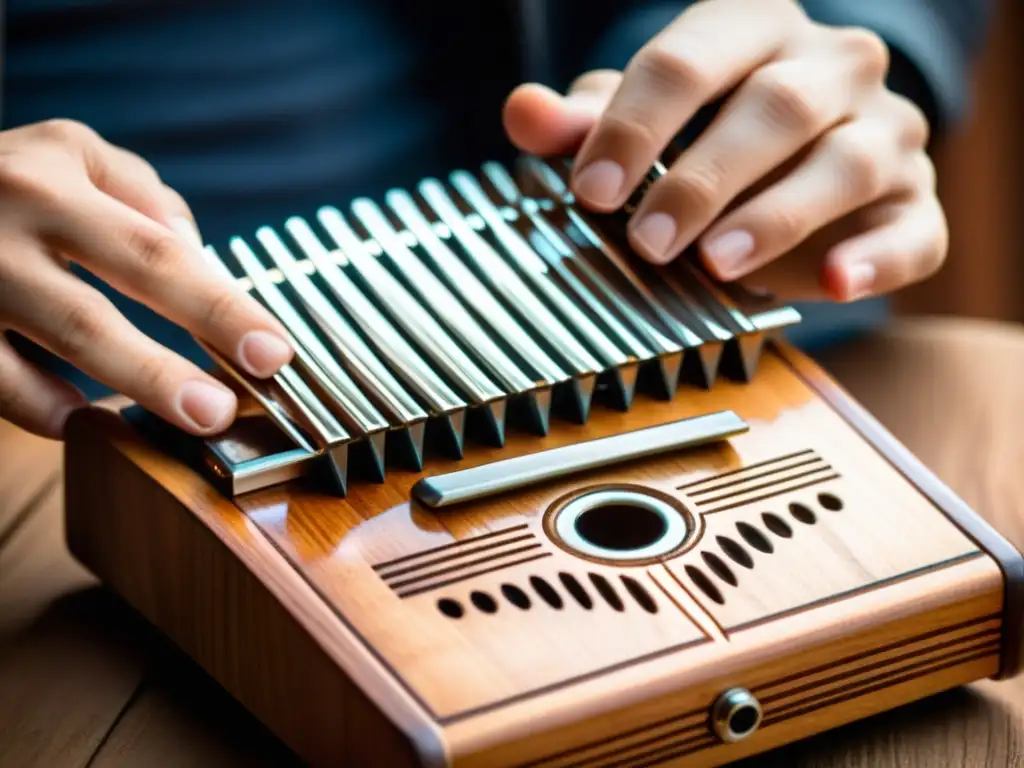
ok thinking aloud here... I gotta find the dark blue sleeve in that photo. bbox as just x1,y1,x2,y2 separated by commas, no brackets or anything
583,0,994,137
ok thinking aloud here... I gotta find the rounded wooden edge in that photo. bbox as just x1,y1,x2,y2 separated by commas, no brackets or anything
773,332,1024,680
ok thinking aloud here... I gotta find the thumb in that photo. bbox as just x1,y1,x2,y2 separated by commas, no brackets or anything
503,70,622,156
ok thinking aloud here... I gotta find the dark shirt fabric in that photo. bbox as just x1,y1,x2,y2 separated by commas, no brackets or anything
1,0,991,398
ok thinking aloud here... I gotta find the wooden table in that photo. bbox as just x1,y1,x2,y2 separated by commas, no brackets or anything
2,316,1023,767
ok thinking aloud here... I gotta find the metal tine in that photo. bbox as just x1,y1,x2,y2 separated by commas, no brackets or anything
316,207,509,448
353,195,554,436
451,167,643,411
283,216,470,458
417,178,601,423
229,237,390,482
200,245,352,495
517,156,698,399
475,162,649,409
671,262,769,382
256,226,431,470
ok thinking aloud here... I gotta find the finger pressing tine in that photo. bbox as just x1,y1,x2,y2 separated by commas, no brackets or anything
570,0,798,212
44,186,294,379
0,333,87,439
3,254,240,436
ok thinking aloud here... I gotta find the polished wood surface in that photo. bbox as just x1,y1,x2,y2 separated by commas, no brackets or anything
2,317,1023,767
59,331,1018,766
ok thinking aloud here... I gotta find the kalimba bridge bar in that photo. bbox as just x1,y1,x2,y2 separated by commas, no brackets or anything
127,157,801,497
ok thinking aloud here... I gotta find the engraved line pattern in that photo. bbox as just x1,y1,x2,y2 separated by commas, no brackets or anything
678,449,840,512
372,523,530,571
521,615,1001,767
397,552,554,599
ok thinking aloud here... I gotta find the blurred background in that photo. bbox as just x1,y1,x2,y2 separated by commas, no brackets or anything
898,0,1023,324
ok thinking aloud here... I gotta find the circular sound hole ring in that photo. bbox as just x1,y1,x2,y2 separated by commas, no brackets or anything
552,489,690,563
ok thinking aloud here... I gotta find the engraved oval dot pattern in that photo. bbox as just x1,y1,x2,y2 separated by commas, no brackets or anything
818,492,843,511
437,598,464,618
621,575,659,614
589,573,625,612
736,522,773,554
701,551,738,587
686,564,725,605
559,572,593,609
501,583,531,610
789,502,817,525
470,591,498,613
530,575,564,609
762,512,793,538
717,535,754,568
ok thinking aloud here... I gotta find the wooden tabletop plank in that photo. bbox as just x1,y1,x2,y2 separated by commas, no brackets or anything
0,420,62,538
0,589,149,768
0,479,95,639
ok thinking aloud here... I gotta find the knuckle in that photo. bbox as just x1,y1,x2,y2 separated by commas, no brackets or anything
125,225,183,274
202,286,246,332
594,110,661,154
52,299,108,358
37,118,98,147
765,207,808,248
134,352,174,399
750,65,823,133
659,164,723,215
0,153,57,204
632,43,713,96
838,27,891,80
829,128,885,198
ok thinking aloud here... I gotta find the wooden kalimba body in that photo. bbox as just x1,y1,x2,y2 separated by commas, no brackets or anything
63,157,1024,767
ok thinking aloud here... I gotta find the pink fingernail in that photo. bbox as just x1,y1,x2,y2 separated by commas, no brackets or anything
845,262,877,300
633,213,677,262
177,380,235,432
574,160,624,207
238,330,293,377
703,230,755,275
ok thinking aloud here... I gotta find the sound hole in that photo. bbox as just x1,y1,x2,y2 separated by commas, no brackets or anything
573,502,668,552
686,565,724,605
818,492,843,511
437,598,464,618
789,503,817,525
470,591,498,614
621,575,658,613
558,572,593,609
762,512,793,538
717,535,754,568
729,704,760,736
530,576,564,609
736,522,773,554
501,584,531,610
589,573,625,611
702,551,738,586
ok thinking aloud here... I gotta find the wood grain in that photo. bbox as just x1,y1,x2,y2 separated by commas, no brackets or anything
60,335,1017,767
2,317,1023,767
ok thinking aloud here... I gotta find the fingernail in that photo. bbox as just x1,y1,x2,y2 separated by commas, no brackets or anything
845,262,877,300
170,216,203,250
632,212,677,262
238,330,293,377
574,160,624,207
177,380,235,432
703,230,755,275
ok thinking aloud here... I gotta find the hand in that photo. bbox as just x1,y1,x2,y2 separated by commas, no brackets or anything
0,119,293,439
503,0,945,304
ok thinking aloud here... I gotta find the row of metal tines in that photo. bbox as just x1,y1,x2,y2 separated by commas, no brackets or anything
198,157,801,495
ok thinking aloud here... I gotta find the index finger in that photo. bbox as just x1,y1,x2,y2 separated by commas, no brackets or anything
41,184,294,380
570,0,804,211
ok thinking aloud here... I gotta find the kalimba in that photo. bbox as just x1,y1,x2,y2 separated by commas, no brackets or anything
63,155,1024,767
